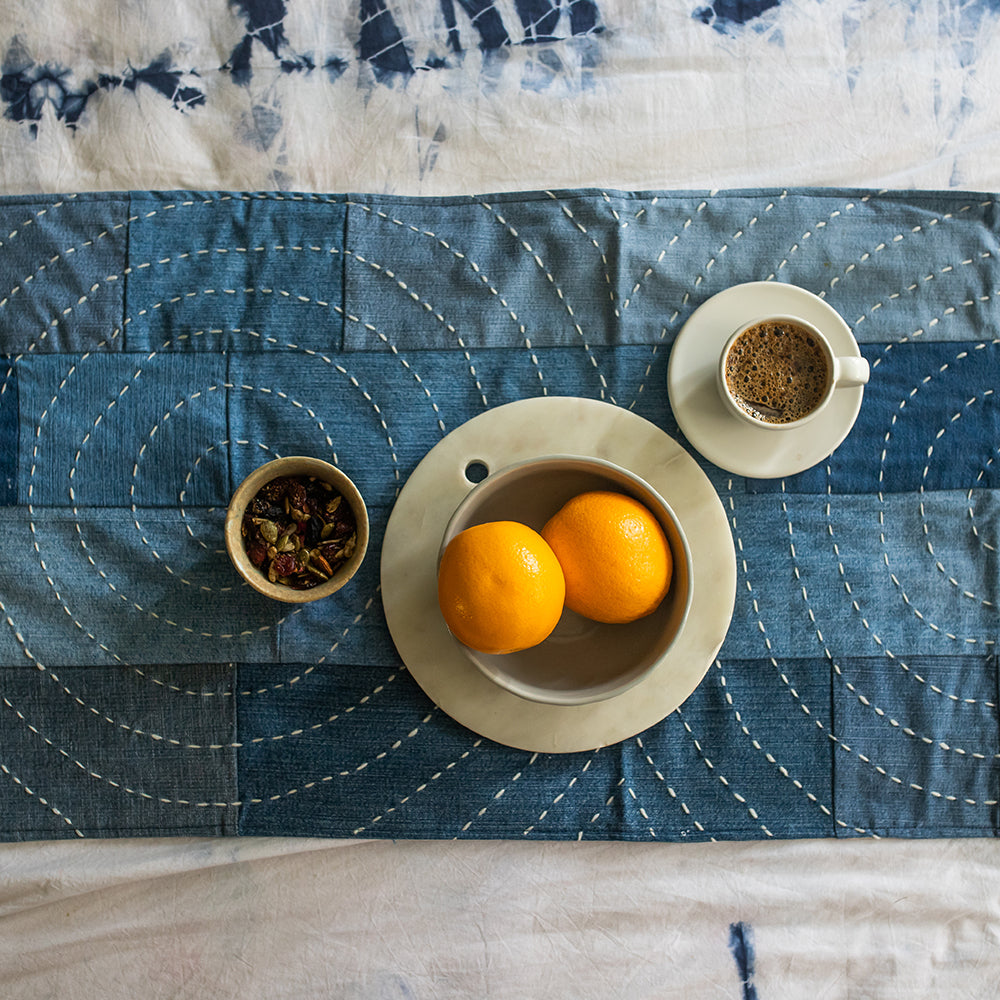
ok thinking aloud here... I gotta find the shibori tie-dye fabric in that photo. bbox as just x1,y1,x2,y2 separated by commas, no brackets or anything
0,185,998,842
3,1,1000,197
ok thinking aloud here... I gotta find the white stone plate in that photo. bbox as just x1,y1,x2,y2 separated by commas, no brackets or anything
379,397,736,753
667,282,866,479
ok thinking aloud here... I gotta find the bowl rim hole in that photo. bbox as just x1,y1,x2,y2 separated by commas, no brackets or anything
463,459,490,484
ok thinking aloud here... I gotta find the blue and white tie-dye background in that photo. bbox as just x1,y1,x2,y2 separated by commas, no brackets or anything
3,0,1000,195
2,2,1000,998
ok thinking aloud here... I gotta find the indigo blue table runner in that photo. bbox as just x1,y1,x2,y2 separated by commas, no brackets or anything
1,187,998,842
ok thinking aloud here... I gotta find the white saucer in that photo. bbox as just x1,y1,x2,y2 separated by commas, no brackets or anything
667,282,866,479
379,397,736,753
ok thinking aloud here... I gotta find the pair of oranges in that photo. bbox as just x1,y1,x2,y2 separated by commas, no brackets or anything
437,491,673,655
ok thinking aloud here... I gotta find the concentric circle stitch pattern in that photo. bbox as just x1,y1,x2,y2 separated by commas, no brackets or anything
24,287,423,670
34,361,393,638
3,191,996,840
0,192,855,836
125,192,1000,834
788,477,1000,762
725,458,1000,818
7,232,524,764
14,308,432,759
350,205,552,401
0,212,568,817
0,195,566,832
873,345,999,645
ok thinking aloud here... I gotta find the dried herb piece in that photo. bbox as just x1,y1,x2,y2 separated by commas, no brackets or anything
241,474,358,590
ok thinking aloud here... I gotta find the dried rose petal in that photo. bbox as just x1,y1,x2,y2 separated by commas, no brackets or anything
272,552,297,576
246,541,268,567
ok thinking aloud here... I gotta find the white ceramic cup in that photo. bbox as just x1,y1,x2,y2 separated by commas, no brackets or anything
717,314,869,430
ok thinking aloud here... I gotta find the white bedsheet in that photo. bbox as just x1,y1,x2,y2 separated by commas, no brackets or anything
0,836,998,997
2,1,1000,995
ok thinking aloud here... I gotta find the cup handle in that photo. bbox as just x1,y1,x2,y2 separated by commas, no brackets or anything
833,355,870,387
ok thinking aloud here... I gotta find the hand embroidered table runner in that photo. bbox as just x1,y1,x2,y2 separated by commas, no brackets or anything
0,187,997,841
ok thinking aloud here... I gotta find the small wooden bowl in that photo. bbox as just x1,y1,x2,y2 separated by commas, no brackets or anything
225,456,369,604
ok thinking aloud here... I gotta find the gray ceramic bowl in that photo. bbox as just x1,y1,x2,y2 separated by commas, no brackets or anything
225,456,369,604
439,455,693,706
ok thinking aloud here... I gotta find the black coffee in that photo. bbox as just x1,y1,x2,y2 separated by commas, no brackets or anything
724,319,829,424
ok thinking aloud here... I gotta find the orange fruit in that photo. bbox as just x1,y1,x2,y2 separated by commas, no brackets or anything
541,491,672,624
437,521,566,655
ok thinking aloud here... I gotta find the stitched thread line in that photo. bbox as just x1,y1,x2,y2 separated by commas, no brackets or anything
729,480,1000,806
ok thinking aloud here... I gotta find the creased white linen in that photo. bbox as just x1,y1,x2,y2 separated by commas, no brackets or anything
1,837,999,998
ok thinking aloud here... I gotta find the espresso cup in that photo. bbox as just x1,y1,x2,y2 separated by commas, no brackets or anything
717,314,869,430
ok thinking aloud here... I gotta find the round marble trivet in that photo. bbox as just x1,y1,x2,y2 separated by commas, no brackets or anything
380,396,736,753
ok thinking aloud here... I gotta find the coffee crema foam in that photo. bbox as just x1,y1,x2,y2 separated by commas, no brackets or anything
724,320,829,424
